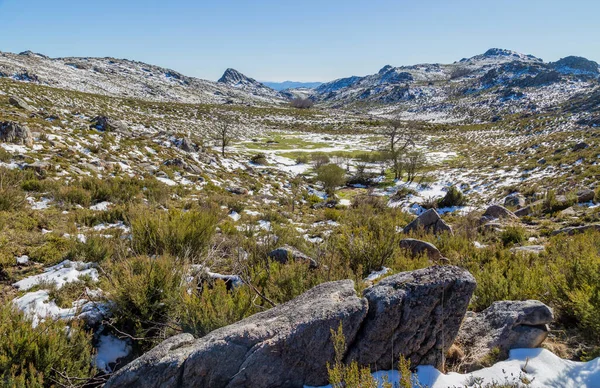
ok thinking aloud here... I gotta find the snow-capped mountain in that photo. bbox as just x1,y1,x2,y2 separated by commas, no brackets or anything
311,48,600,122
217,68,284,100
0,51,287,105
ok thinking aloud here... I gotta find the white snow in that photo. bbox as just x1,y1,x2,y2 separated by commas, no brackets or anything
364,267,391,282
13,260,99,291
229,211,241,221
16,255,29,265
309,348,600,388
94,335,132,373
90,201,112,211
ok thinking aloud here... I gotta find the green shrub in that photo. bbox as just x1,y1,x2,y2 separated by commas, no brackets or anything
29,235,73,265
57,186,91,207
500,226,526,246
438,186,467,208
0,303,95,386
179,280,256,338
130,207,219,261
250,153,268,165
316,164,346,195
102,255,185,352
295,154,310,164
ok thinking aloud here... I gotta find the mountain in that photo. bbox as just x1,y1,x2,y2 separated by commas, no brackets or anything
261,81,323,91
217,68,284,100
0,51,287,105
310,48,600,122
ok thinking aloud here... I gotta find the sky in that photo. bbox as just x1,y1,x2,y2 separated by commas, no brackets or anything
1,0,599,82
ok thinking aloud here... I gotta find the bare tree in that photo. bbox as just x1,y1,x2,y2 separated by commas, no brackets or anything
212,120,234,157
405,150,425,184
379,119,419,180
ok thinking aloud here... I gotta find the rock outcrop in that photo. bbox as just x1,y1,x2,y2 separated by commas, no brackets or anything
480,205,518,223
106,266,476,388
399,238,443,261
456,300,553,370
0,121,33,146
267,245,318,268
403,209,453,235
90,115,128,133
9,96,34,111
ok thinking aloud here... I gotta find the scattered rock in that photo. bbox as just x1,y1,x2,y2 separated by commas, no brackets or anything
514,205,533,217
399,238,443,261
480,205,518,223
403,209,453,235
560,207,577,217
178,137,197,153
510,245,545,255
90,115,128,133
23,161,51,173
577,189,595,203
267,245,318,268
572,142,589,151
9,96,34,111
457,300,553,371
227,186,248,195
551,224,600,236
106,266,476,388
0,121,33,146
504,193,526,208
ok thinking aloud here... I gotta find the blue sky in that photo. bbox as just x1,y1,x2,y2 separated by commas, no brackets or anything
1,0,599,82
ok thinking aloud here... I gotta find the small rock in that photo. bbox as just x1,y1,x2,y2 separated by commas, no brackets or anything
457,300,553,371
403,209,453,235
399,238,443,260
268,245,318,268
227,187,248,195
551,224,600,236
9,96,33,111
572,142,589,151
577,189,595,203
504,193,526,208
480,205,518,223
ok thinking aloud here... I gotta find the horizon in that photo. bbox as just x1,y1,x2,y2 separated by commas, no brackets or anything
1,0,600,82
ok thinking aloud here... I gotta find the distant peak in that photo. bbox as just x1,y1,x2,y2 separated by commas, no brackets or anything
378,65,394,74
218,68,256,85
463,48,542,63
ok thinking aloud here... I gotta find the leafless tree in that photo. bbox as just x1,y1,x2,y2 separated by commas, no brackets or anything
212,120,235,157
379,119,420,180
405,150,425,184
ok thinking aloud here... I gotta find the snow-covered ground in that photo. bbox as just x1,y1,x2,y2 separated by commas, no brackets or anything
310,348,600,388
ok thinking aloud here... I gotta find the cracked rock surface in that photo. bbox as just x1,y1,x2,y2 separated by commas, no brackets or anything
105,266,476,388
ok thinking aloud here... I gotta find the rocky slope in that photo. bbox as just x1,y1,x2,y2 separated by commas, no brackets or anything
0,51,287,105
311,48,600,123
217,68,284,100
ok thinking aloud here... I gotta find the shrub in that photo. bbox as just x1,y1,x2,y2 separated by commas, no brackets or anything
500,226,526,246
179,280,256,338
102,255,185,352
334,208,399,276
295,154,310,164
130,206,219,261
250,153,268,165
0,303,95,386
316,164,346,195
57,186,91,207
311,153,330,169
438,186,467,208
29,235,73,265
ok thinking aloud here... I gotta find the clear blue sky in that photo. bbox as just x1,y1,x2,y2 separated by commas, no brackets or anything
1,0,599,82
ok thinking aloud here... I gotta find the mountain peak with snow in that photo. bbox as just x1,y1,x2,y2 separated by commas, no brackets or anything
461,48,543,64
217,68,284,99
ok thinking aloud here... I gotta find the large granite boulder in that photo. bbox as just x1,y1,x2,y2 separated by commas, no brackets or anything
346,266,475,370
90,115,128,133
480,205,519,223
106,266,476,388
456,300,553,371
403,209,453,235
0,121,33,146
9,96,34,111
